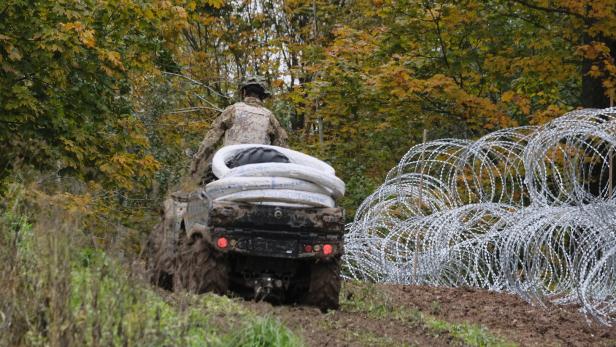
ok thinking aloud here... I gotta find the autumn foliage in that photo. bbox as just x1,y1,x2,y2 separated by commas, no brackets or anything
1,0,616,221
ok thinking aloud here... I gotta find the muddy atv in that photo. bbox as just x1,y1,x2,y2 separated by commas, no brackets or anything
168,191,344,311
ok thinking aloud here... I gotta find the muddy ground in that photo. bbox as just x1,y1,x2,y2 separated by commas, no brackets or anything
245,282,616,347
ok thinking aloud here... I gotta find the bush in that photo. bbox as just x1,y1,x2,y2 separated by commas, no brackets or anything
0,183,305,347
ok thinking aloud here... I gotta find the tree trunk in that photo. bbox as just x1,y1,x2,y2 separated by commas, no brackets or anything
581,35,616,108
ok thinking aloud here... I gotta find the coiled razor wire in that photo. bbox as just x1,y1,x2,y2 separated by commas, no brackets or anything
344,107,616,325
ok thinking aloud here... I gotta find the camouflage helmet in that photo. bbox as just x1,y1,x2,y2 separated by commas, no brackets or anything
240,75,271,98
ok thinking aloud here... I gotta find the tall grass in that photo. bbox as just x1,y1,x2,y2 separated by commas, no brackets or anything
229,317,305,347
0,183,304,347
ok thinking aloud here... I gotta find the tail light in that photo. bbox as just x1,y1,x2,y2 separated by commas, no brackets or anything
216,237,229,249
304,244,313,253
323,244,333,255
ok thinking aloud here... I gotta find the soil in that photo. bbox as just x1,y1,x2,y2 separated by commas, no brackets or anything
246,282,616,347
147,204,616,346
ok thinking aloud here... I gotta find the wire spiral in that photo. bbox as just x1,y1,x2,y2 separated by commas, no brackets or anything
344,108,616,325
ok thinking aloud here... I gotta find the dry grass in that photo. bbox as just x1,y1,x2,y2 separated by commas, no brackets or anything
0,182,303,347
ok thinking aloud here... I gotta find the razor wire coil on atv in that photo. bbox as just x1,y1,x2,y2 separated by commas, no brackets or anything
344,107,616,325
207,144,345,207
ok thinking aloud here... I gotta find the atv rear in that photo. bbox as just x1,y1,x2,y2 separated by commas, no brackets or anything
176,194,345,311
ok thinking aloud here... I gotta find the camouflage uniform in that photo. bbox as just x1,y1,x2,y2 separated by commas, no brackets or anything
190,96,288,185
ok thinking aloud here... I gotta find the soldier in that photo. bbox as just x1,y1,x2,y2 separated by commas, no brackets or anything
190,76,288,185
148,76,288,291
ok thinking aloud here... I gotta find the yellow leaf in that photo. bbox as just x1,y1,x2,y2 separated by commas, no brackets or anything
144,8,154,19
206,0,224,9
61,21,84,31
79,29,96,48
8,46,22,61
99,50,125,71
589,65,602,78
501,91,515,102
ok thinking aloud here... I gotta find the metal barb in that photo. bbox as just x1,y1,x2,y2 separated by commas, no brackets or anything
344,107,616,325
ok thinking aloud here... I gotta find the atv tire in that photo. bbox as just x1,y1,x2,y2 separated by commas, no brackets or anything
302,257,341,311
174,231,229,294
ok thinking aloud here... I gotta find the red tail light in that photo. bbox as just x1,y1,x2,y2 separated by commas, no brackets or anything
304,244,313,253
217,237,229,249
323,244,333,255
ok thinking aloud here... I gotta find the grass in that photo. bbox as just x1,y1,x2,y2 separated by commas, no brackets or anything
229,316,305,347
319,317,407,347
0,181,518,347
345,329,404,347
424,317,517,347
0,183,304,347
340,281,517,347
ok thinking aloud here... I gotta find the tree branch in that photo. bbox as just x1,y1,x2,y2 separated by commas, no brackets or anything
167,106,221,114
163,71,230,100
193,93,223,112
0,119,24,125
509,0,586,20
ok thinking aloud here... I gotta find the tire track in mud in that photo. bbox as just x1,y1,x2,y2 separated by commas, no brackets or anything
245,282,616,346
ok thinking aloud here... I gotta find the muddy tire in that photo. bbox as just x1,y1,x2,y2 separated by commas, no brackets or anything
174,232,230,294
303,257,341,311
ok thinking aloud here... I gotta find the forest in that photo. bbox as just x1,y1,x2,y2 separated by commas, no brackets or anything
1,1,616,346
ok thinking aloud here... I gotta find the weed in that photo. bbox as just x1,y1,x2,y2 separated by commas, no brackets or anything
425,316,517,347
430,300,442,315
228,316,305,347
0,183,305,347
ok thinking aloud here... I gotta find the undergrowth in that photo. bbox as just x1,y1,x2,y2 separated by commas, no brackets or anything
1,179,519,347
0,183,303,347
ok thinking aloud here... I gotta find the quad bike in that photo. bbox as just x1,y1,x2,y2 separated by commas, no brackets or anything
149,147,345,311
176,195,344,311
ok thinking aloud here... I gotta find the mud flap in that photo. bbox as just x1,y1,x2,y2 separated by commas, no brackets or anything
182,189,212,240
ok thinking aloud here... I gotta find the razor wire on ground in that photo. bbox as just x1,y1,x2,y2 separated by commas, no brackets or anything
344,107,616,325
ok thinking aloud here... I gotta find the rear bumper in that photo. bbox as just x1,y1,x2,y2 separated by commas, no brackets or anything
207,227,343,259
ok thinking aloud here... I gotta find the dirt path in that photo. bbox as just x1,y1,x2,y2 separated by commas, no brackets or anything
246,282,616,346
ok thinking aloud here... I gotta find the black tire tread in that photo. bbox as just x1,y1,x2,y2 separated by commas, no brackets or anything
174,234,229,294
303,257,341,311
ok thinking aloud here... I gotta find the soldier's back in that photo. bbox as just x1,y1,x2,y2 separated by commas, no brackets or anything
223,101,273,145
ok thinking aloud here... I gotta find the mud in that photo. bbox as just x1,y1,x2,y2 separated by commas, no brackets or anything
246,301,454,347
383,284,616,346
146,197,616,346
247,282,616,347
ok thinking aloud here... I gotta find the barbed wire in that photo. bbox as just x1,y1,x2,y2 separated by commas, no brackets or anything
344,107,616,325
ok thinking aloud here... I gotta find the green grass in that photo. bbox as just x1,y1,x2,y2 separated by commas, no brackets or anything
0,182,515,347
345,329,404,347
424,316,517,347
229,316,305,347
0,183,304,347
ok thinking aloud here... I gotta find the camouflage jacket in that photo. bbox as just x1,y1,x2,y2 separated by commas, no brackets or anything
190,96,288,184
